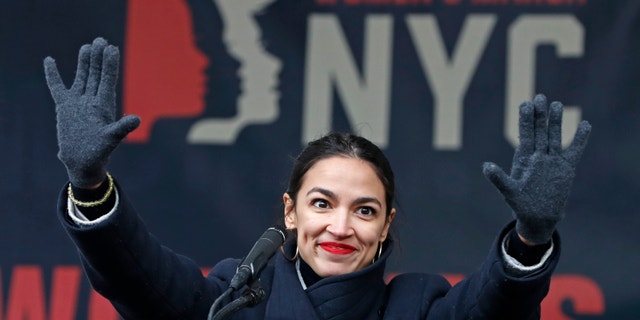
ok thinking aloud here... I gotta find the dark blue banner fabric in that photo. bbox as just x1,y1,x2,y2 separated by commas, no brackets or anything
0,0,638,319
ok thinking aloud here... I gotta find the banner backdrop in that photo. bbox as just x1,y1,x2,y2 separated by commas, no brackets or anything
1,0,638,319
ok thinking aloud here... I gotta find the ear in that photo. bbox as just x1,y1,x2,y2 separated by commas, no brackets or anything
379,207,396,242
283,193,296,230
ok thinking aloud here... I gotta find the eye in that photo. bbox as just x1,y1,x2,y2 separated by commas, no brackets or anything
312,199,330,209
357,206,377,217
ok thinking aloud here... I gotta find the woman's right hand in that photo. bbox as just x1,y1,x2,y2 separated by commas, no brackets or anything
44,37,140,189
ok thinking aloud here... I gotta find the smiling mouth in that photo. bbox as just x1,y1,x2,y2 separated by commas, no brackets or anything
319,242,356,255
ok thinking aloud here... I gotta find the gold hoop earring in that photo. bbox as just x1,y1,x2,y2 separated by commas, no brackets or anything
281,244,299,261
372,241,383,264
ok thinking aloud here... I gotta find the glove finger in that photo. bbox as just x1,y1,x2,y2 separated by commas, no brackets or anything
564,120,592,166
548,101,563,155
482,162,516,197
86,38,108,96
98,45,120,111
43,57,67,103
533,94,549,153
509,147,525,179
70,44,91,94
517,100,535,158
104,115,141,141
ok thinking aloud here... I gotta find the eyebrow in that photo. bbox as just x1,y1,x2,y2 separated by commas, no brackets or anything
306,187,383,208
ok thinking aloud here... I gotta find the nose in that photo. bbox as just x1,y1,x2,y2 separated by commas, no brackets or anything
326,210,354,238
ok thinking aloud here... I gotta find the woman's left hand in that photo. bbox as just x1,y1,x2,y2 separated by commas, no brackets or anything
482,94,591,245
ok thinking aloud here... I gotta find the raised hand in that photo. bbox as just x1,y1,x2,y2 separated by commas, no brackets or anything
44,37,140,189
482,94,591,244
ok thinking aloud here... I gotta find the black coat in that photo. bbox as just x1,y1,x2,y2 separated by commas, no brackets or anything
58,185,559,319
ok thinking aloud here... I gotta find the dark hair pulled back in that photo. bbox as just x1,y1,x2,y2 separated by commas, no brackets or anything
286,132,395,218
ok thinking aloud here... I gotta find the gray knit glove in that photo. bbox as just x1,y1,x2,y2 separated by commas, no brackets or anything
44,37,140,188
482,94,591,244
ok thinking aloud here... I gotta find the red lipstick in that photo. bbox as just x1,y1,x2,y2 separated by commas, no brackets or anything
319,242,356,255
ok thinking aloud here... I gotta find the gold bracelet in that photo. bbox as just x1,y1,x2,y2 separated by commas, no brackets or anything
67,173,115,207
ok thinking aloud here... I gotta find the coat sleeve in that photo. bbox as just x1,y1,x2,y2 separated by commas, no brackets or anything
427,221,559,319
57,182,228,319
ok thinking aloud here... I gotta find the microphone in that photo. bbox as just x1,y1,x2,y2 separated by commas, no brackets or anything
229,225,288,290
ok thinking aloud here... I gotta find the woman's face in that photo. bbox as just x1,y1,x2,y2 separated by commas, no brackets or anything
283,156,395,277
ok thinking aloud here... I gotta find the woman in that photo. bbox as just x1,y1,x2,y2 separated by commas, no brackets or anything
44,38,591,319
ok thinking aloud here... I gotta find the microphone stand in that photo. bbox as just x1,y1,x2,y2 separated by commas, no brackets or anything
209,279,266,320
207,226,287,320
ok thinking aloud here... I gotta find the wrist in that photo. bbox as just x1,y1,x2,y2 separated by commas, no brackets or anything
517,232,537,246
68,173,116,221
515,220,555,245
65,163,107,189
507,229,552,266
68,172,114,207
